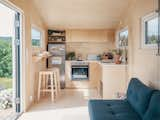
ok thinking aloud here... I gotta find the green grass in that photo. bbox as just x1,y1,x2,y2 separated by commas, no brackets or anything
0,78,12,89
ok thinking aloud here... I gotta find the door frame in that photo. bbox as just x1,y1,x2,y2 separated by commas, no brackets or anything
0,0,26,113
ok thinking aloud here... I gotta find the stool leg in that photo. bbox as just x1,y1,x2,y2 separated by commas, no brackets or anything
46,74,48,96
42,74,46,97
57,69,61,94
50,74,55,102
54,72,58,98
38,74,42,101
44,74,47,96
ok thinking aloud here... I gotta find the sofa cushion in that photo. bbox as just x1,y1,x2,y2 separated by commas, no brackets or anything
143,91,160,120
88,100,141,120
127,78,154,118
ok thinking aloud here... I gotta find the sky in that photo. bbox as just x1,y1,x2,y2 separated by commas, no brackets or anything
148,17,158,36
0,3,15,37
0,2,40,39
31,28,41,40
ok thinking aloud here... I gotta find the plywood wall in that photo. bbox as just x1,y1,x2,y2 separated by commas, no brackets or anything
9,0,47,111
117,0,160,89
66,29,116,59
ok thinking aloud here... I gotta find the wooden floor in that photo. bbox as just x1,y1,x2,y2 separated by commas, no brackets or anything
18,89,99,120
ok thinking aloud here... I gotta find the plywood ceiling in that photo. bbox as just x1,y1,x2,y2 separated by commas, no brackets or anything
33,0,131,29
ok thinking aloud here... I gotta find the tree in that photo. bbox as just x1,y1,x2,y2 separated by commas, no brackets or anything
0,39,12,78
148,35,157,44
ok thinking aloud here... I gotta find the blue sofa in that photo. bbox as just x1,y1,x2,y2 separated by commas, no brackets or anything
88,78,160,120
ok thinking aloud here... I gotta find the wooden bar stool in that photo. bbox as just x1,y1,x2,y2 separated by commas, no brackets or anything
37,70,57,102
48,67,61,96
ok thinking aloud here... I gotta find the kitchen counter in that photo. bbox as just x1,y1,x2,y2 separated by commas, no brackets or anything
65,60,127,66
65,60,128,99
101,62,127,67
101,62,128,99
65,60,127,89
65,60,102,88
65,60,101,62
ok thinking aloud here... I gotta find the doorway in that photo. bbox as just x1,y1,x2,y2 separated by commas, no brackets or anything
0,2,22,119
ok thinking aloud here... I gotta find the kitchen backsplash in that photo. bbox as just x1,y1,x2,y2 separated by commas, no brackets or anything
66,42,115,60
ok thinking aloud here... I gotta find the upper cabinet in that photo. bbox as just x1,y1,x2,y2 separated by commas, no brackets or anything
66,29,115,43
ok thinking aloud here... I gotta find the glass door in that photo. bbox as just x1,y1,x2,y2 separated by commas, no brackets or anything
0,2,21,119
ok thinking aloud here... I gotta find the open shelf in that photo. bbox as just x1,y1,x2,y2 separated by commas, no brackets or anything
48,29,66,43
48,41,66,44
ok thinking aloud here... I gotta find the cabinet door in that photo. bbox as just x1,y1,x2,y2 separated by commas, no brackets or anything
66,30,115,43
70,30,89,42
102,66,127,99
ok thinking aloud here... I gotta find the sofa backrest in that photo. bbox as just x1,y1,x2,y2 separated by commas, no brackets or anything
143,91,160,120
127,78,154,118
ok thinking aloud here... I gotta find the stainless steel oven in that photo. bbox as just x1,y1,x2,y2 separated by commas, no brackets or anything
71,61,89,80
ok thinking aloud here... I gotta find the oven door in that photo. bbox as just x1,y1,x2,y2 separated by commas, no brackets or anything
71,65,89,80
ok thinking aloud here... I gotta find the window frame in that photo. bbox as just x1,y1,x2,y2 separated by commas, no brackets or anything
0,0,25,114
31,25,44,48
141,12,158,49
116,27,129,49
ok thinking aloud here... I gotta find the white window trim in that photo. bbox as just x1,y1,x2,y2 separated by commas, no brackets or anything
141,12,158,49
116,27,128,49
31,25,44,49
0,0,23,13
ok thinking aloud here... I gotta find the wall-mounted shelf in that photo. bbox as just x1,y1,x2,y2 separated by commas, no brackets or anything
32,52,51,63
32,56,44,62
48,41,66,44
48,35,65,37
48,29,66,43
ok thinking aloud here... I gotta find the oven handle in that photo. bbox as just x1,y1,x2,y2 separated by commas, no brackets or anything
72,66,88,68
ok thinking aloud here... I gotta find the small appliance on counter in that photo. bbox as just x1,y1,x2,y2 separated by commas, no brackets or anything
87,54,99,61
77,53,83,61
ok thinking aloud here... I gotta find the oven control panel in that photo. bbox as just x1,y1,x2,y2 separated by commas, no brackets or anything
71,61,89,66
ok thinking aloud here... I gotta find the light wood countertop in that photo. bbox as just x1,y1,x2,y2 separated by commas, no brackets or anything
65,60,127,66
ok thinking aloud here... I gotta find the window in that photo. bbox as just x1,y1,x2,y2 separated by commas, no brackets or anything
117,28,128,48
141,12,158,48
31,27,42,47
